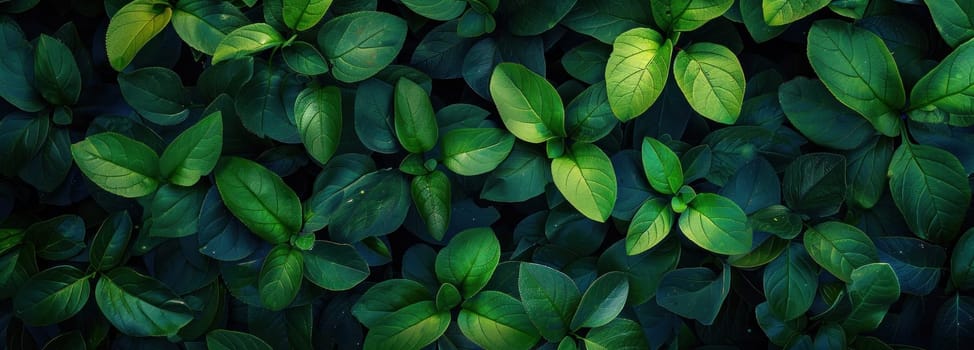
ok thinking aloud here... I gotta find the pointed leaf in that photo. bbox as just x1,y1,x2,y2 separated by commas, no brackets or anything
652,0,734,32
318,11,407,83
295,85,341,164
258,244,304,311
71,132,160,198
13,266,90,326
89,211,133,272
762,0,829,25
803,221,879,282
888,143,971,243
763,243,819,320
160,111,223,186
641,137,684,195
394,78,439,153
678,193,752,255
171,0,250,55
843,263,900,334
626,198,673,255
924,0,974,47
605,28,672,121
570,272,629,330
284,0,333,31
95,267,193,337
207,329,273,350
551,142,617,223
435,227,500,298
656,264,731,325
33,34,81,105
673,42,746,124
458,291,540,350
212,23,283,64
910,38,974,115
363,301,451,350
518,262,581,341
442,128,515,176
106,0,173,71
411,170,451,241
214,157,302,244
489,62,565,143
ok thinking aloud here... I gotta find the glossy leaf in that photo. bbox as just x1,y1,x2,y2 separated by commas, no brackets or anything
570,272,629,330
762,0,829,25
362,301,450,350
0,18,44,111
652,0,734,32
807,20,904,136
118,67,190,125
318,11,407,83
843,263,901,334
284,0,332,31
678,193,752,255
258,244,304,311
435,227,500,298
13,265,90,326
518,262,581,341
489,62,565,143
23,215,85,261
71,132,160,198
33,34,81,105
888,143,971,243
95,267,193,337
394,78,438,153
626,198,673,255
924,0,974,47
582,318,649,350
295,85,342,164
105,0,173,71
672,42,746,124
783,153,846,218
402,0,466,21
605,28,672,121
171,0,250,55
763,243,819,320
804,221,879,282
641,137,684,195
442,128,515,176
214,157,302,244
458,291,540,350
160,111,223,186
212,23,284,64
328,170,410,243
353,279,431,327
910,38,974,115
411,171,451,240
779,77,873,151
551,142,617,223
89,211,133,271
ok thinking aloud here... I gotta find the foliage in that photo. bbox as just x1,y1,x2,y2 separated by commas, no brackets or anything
0,0,973,349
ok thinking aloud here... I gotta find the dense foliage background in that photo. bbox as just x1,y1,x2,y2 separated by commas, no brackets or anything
1,0,974,349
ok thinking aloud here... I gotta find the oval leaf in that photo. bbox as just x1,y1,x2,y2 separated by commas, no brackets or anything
763,243,819,320
362,301,450,350
458,291,541,350
518,262,581,342
295,85,342,164
71,132,160,198
888,143,971,243
94,267,193,337
626,198,673,256
678,193,752,255
605,28,672,121
214,157,302,244
442,128,516,176
284,0,333,31
435,227,501,298
803,221,879,282
160,111,223,186
489,62,566,143
394,78,439,153
258,244,304,311
641,136,684,195
212,23,284,65
207,329,273,350
303,240,369,291
318,11,407,83
13,265,90,326
672,42,746,124
411,170,451,241
570,272,629,330
551,142,617,223
106,0,173,71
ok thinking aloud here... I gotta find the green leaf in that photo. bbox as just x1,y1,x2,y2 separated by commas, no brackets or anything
933,294,974,349
626,198,673,255
741,0,787,43
353,279,431,327
909,38,974,115
295,85,342,164
755,301,806,346
402,0,466,21
652,0,734,32
565,81,618,142
71,132,160,198
672,42,746,124
605,28,672,121
435,227,500,298
363,301,451,350
207,329,273,350
888,143,971,243
489,62,565,143
806,19,904,137
749,205,802,239
171,0,250,55
318,11,407,83
282,41,330,75
846,137,893,209
560,0,651,44
551,142,617,223
212,23,284,65
148,184,206,238
0,18,44,112
481,142,550,202
570,272,629,330
561,42,610,84
678,193,752,255
843,263,901,334
518,262,581,341
95,267,193,337
923,0,974,47
394,78,439,153
411,170,451,240
458,291,540,350
433,283,460,312
0,112,48,177
258,244,304,311
284,0,332,31
779,77,873,151
582,318,649,350
783,153,846,218
803,221,879,282
501,0,576,36
117,67,190,125
159,111,223,186
328,170,410,243
656,264,731,325
214,157,302,244
763,243,819,321
729,236,788,269
89,211,133,272
641,137,684,195
235,64,300,143
951,228,974,290
33,34,81,105
442,128,515,176
105,0,173,71
23,215,85,261
13,265,90,326
762,0,829,25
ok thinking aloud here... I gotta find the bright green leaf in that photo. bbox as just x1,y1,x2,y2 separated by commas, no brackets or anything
458,291,540,350
171,0,250,55
160,111,223,186
105,0,173,71
258,244,304,311
843,263,901,334
212,23,284,65
762,0,829,26
518,262,581,341
551,142,617,223
214,157,302,244
673,42,746,124
284,0,333,31
803,221,879,282
71,132,160,198
570,272,629,330
435,227,500,298
626,198,673,255
95,267,193,337
678,193,752,255
363,301,450,350
442,128,515,176
394,78,439,153
605,28,672,121
909,38,974,115
295,85,342,164
490,62,566,143
652,0,734,32
641,136,684,195
924,0,974,47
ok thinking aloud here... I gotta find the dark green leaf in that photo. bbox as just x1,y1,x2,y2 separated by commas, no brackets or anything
518,262,581,341
807,19,904,136
328,170,410,243
565,81,618,143
481,142,550,202
561,41,610,85
206,329,273,350
411,21,475,79
353,279,431,327
24,215,85,261
394,78,438,153
282,41,329,75
0,18,44,111
804,221,879,282
846,137,893,209
95,267,193,337
0,112,49,177
952,228,974,290
118,67,190,125
71,132,160,198
89,211,132,271
779,77,873,151
159,111,223,186
605,28,672,121
105,0,173,71
148,184,205,238
171,0,250,55
258,244,304,311
783,153,846,218
214,156,302,244
581,318,649,350
741,0,787,43
458,291,540,350
843,263,900,334
402,0,466,20
570,272,629,330
318,11,407,83
198,187,259,261
13,265,90,326
933,294,974,350
500,0,576,36
888,143,971,242
924,0,974,47
656,263,731,325
33,34,81,105
295,85,342,164
875,236,945,296
411,171,451,241
755,301,806,346
763,243,819,320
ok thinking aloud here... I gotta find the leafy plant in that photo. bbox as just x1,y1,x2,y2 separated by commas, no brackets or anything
1,0,973,349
